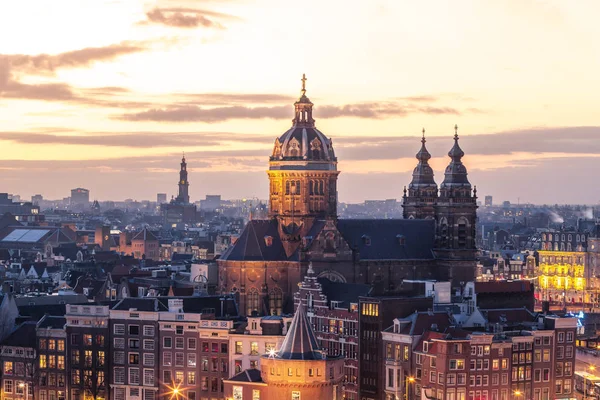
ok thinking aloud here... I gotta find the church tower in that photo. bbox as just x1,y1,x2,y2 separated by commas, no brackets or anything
402,128,438,219
267,75,339,252
175,154,190,204
434,126,478,282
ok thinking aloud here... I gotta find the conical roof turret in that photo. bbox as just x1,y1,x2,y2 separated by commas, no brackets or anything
276,303,324,360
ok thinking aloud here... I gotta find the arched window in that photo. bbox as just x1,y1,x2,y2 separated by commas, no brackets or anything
295,181,301,194
554,242,559,251
309,180,314,195
288,138,300,157
567,243,572,251
319,181,324,195
440,218,449,248
560,243,565,251
457,217,468,248
269,289,283,316
285,181,290,195
247,289,260,316
542,234,546,241
562,234,565,241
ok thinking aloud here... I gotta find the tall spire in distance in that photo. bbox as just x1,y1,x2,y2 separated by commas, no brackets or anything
175,152,190,204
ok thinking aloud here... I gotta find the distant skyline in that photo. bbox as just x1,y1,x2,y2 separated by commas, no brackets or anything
1,0,600,204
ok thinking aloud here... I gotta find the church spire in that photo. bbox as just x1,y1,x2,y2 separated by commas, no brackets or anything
402,128,437,219
175,153,190,204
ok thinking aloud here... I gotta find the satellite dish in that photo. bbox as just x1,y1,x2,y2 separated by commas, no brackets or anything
192,275,209,297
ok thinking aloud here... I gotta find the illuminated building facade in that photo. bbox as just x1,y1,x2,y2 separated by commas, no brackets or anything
537,229,590,306
218,76,479,317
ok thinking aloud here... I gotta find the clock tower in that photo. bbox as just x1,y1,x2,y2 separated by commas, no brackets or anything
175,154,190,204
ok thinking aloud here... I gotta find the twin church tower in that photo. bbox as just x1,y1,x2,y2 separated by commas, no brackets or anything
218,75,478,316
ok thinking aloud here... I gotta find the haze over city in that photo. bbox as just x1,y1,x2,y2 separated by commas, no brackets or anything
1,0,600,203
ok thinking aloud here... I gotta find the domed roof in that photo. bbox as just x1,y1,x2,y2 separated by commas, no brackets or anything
270,74,336,163
409,128,436,188
441,125,471,189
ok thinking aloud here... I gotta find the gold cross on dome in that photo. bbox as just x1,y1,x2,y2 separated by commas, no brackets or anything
301,74,307,92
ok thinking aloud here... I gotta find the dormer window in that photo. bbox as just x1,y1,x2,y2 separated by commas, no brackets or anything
423,341,429,353
397,234,406,245
264,236,273,247
362,235,371,246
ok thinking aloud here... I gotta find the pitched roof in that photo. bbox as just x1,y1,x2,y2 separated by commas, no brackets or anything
1,321,37,347
132,228,158,241
37,315,66,329
336,219,435,260
475,281,534,294
220,219,288,261
226,368,263,383
112,298,168,312
276,303,324,360
317,278,371,306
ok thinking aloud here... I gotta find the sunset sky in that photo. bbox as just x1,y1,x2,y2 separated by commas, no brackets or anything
1,0,600,204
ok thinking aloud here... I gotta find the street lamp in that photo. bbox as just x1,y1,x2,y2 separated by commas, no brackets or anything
585,365,596,400
513,390,522,399
405,376,415,400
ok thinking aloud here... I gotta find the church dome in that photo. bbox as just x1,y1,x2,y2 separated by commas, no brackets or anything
270,74,336,162
440,125,472,189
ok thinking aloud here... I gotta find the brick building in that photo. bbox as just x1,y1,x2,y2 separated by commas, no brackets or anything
110,298,162,400
0,322,37,400
37,316,67,400
381,311,577,400
65,304,110,400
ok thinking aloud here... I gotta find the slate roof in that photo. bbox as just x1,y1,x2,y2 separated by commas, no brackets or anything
220,220,288,261
475,281,533,294
276,303,324,360
399,311,454,335
1,321,37,347
156,295,239,317
317,278,370,306
336,219,435,260
226,368,263,383
37,315,66,329
112,298,168,312
481,308,536,324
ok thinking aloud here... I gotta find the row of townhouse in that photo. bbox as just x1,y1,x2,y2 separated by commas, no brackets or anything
0,295,290,400
382,311,578,400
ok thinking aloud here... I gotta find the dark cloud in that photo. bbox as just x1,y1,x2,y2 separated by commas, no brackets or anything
143,7,235,29
0,130,272,148
3,42,147,74
334,126,600,161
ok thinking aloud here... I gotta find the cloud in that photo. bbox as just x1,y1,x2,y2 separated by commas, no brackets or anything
3,42,147,75
0,42,148,103
119,105,291,122
142,7,236,29
119,102,462,122
0,130,272,148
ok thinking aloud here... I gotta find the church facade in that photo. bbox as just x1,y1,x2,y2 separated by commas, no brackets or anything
217,76,478,316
